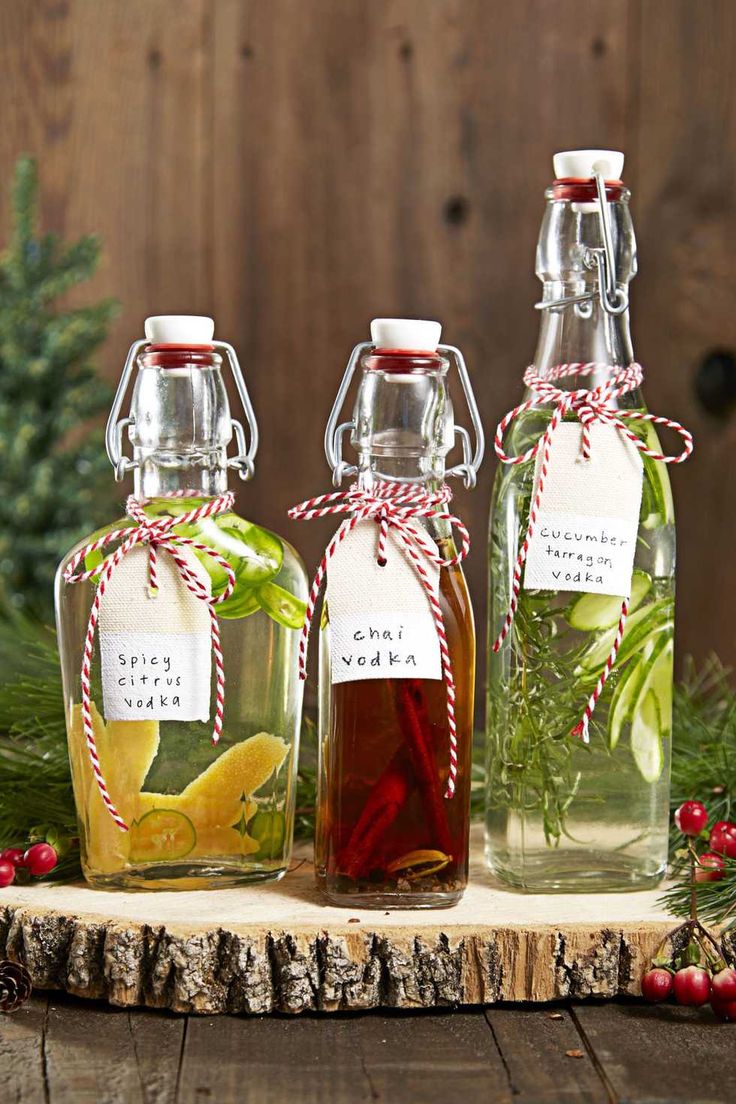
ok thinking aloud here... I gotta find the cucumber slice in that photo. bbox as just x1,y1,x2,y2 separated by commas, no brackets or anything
257,581,307,629
641,425,675,529
608,654,644,750
645,636,674,740
631,689,664,783
608,631,670,750
576,600,671,675
567,570,652,632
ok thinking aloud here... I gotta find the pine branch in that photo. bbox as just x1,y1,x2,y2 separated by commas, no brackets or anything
671,656,736,831
658,656,736,927
0,155,118,618
0,612,79,879
659,857,736,927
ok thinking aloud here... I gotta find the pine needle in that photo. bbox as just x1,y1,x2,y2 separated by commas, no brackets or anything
0,611,79,878
659,656,736,927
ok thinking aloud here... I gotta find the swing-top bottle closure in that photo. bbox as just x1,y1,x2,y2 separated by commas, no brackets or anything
105,314,258,485
324,318,484,488
536,148,633,318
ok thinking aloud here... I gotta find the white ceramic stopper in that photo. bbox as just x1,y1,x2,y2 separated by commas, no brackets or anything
553,149,625,181
370,318,442,352
144,315,215,344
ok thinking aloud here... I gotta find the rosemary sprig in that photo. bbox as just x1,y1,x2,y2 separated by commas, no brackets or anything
486,583,600,846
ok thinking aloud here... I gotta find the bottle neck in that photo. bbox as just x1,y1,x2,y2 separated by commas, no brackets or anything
133,454,229,500
533,298,635,387
356,452,445,488
130,347,232,501
532,182,642,405
351,349,453,544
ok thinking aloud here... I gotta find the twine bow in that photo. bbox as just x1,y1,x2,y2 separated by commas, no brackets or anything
63,493,237,830
288,481,470,797
493,361,693,741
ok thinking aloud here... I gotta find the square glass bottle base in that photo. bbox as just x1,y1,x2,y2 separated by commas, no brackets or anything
316,872,465,909
320,889,464,909
84,862,288,892
485,847,666,894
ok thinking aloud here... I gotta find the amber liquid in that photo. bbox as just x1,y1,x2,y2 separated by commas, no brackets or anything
316,543,475,907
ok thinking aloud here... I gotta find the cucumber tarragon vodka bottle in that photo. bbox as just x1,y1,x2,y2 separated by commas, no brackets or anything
56,315,308,889
486,151,691,892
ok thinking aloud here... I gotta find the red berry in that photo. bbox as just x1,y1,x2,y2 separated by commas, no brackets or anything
673,965,711,1006
695,852,726,882
712,967,736,1002
0,848,26,867
674,801,709,836
711,996,736,1022
0,859,15,887
709,821,736,859
23,843,58,877
641,967,673,1002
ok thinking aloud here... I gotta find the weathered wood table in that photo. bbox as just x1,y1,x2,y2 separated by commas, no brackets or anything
0,830,732,1102
0,830,678,1014
2,993,734,1103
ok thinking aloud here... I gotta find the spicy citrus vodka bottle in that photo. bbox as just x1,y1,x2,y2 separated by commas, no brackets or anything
310,318,484,908
55,316,307,889
486,152,680,892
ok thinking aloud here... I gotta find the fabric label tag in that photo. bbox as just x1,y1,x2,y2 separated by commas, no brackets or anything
326,520,442,684
98,545,212,721
523,422,644,598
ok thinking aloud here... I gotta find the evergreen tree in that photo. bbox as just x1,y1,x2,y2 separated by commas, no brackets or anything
0,156,118,620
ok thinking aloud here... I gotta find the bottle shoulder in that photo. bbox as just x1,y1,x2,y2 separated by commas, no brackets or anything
57,515,135,574
56,506,309,587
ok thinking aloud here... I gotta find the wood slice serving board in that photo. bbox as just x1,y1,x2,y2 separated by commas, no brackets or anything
0,830,677,1015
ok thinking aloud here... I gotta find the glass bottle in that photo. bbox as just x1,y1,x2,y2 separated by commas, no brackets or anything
315,318,484,908
55,315,308,889
486,151,676,892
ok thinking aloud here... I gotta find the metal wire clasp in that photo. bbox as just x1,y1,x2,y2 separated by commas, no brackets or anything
105,339,259,482
324,342,485,489
536,171,629,317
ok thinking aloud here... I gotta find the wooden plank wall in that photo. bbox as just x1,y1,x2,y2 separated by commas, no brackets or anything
0,0,734,681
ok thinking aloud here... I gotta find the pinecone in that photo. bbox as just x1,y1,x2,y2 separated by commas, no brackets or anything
0,960,32,1012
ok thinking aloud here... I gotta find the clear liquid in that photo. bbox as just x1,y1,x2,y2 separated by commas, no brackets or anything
485,414,675,892
55,502,308,890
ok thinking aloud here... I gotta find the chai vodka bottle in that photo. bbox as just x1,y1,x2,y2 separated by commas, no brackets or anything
307,318,484,908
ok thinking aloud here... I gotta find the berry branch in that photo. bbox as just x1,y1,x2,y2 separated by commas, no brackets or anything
644,800,736,1020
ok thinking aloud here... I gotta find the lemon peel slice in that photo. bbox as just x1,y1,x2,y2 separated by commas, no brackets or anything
69,705,160,873
139,732,288,831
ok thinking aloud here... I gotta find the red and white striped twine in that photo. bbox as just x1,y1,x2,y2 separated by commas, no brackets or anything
288,481,470,798
63,492,236,830
493,362,693,742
